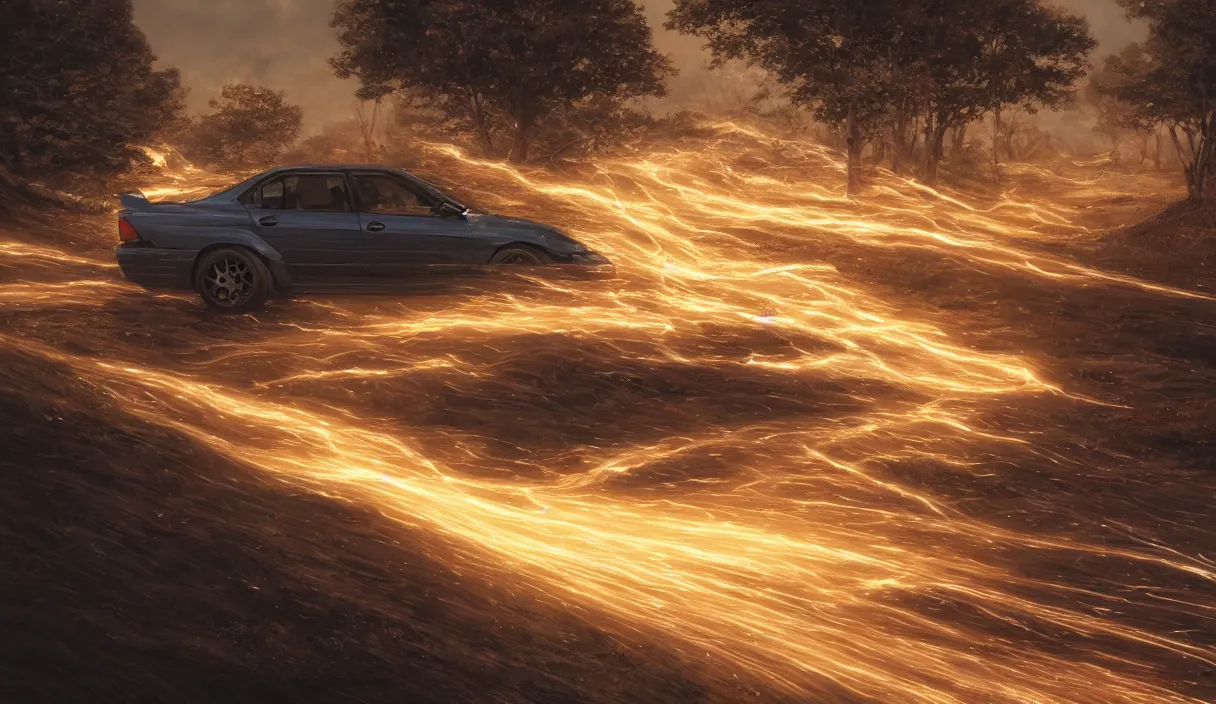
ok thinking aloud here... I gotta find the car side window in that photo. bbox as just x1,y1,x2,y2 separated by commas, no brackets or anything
354,175,435,216
243,179,285,209
259,179,285,209
283,175,352,212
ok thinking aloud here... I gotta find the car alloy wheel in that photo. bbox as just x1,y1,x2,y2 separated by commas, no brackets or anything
203,256,255,307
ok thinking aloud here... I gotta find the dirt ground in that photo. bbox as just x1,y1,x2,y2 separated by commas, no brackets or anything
1,136,1214,703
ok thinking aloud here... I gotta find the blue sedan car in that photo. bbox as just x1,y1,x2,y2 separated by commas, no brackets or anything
115,165,613,311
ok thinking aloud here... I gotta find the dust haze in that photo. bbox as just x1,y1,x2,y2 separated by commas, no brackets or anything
133,0,1146,132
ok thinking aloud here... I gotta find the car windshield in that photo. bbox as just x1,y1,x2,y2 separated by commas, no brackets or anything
408,174,477,213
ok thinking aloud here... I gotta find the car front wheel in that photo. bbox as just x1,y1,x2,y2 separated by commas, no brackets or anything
195,247,272,313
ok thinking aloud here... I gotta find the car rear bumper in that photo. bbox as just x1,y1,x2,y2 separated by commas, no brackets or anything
115,244,195,290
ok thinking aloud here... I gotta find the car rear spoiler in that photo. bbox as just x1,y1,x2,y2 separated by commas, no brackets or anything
119,191,152,211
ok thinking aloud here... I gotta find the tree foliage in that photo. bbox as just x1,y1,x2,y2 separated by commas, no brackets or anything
667,0,904,194
0,0,184,178
179,85,303,168
666,0,1094,190
330,0,674,163
908,0,1094,182
1086,44,1160,165
1102,0,1216,199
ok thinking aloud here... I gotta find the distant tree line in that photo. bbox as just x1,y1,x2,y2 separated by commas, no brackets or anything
2,0,1213,205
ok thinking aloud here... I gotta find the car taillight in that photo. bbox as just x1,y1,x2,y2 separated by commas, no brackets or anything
118,218,141,242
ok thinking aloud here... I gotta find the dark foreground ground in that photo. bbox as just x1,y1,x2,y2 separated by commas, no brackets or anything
0,345,729,703
1,151,1214,703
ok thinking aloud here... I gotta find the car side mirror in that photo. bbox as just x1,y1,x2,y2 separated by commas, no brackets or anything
433,201,466,219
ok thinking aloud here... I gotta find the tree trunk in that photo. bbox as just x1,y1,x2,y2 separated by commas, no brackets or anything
892,102,909,174
507,87,536,164
919,113,935,181
871,137,886,167
356,100,381,163
892,124,905,174
1168,120,1215,201
950,124,967,159
468,89,493,157
1169,125,1196,196
508,115,534,164
992,109,1001,173
1154,127,1162,171
1002,110,1020,161
1194,117,1215,200
846,107,862,196
921,119,950,186
508,128,529,164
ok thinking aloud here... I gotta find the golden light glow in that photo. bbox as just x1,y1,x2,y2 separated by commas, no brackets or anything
1,122,1210,703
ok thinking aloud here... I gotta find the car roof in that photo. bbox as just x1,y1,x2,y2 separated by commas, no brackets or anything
196,164,465,209
259,164,402,175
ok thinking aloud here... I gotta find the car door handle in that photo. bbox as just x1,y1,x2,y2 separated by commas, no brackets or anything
259,216,279,227
366,221,385,233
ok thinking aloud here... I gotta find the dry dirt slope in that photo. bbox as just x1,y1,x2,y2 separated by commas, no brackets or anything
0,343,775,703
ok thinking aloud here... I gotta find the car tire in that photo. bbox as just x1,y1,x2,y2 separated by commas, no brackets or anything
490,245,551,265
195,247,272,313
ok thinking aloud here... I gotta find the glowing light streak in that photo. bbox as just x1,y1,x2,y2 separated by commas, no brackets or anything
1,121,1211,702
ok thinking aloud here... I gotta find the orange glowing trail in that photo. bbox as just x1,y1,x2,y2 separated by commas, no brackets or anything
2,333,1209,704
2,123,1212,702
421,131,1207,302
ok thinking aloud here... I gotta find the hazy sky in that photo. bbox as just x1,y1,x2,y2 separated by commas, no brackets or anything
133,0,1146,132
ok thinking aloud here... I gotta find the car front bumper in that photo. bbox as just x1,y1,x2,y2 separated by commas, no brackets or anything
115,243,195,290
567,251,616,275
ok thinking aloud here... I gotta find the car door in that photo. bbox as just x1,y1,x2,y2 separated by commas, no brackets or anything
246,172,364,280
350,172,474,276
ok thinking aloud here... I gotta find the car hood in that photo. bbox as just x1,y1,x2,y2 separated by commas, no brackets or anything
467,213,589,253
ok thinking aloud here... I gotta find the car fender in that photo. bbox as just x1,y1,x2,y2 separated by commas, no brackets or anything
188,230,292,290
121,203,290,289
466,214,588,263
191,228,284,263
123,205,282,261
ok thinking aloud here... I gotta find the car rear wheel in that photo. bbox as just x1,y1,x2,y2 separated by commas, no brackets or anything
195,247,271,313
490,245,551,266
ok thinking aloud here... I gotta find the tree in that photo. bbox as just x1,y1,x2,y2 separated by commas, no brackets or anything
906,0,1094,184
0,0,184,179
1087,44,1163,168
1103,0,1216,200
667,0,905,196
182,85,303,168
667,0,1091,189
528,94,656,163
331,0,674,163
